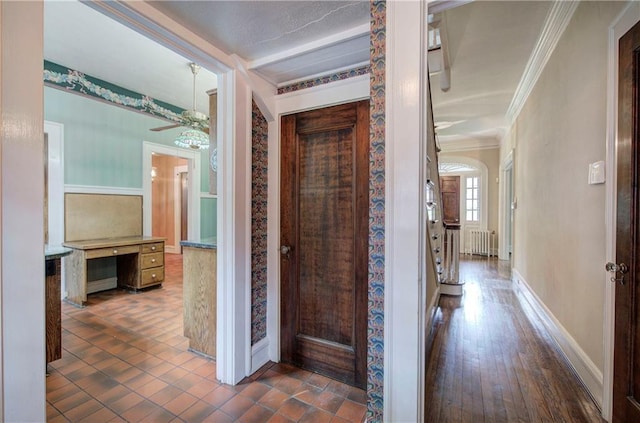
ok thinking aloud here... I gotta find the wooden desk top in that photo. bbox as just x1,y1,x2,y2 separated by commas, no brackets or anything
63,236,165,250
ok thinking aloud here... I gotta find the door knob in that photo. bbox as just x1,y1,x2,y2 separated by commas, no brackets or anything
280,245,292,257
606,262,629,285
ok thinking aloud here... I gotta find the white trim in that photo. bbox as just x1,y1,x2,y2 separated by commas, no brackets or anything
277,61,370,88
142,142,200,241
276,74,370,114
384,1,425,421
506,1,579,124
174,164,188,252
44,121,65,248
498,150,514,260
64,184,143,196
604,2,640,420
269,66,371,368
200,193,218,199
250,338,270,374
513,268,603,407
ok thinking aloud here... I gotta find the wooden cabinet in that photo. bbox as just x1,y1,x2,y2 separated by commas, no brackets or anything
64,237,165,306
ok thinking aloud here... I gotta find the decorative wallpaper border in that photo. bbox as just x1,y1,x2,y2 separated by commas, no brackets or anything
276,64,371,95
251,99,269,345
367,0,386,421
43,60,186,123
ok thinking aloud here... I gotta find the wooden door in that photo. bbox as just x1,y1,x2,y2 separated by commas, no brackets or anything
440,176,460,224
280,100,369,388
613,19,640,422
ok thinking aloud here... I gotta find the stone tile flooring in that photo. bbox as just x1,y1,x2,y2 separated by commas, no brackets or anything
46,254,366,422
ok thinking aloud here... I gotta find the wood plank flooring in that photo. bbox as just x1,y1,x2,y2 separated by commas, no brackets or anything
425,256,604,423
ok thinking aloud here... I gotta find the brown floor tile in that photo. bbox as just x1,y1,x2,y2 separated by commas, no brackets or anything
238,381,271,401
53,391,92,413
238,403,275,423
258,388,290,411
220,394,255,419
120,398,158,422
173,372,205,391
109,391,145,415
202,409,235,423
138,377,170,398
267,414,296,423
178,399,217,422
62,398,104,421
202,385,237,407
346,388,366,405
335,400,366,422
77,407,119,423
47,381,82,404
95,384,132,404
274,375,304,395
147,360,177,377
139,407,178,423
312,391,344,414
149,384,184,406
324,380,351,398
186,378,220,399
278,398,310,421
306,374,332,390
158,366,189,384
299,407,333,423
47,402,61,420
48,414,71,423
329,416,352,423
164,392,199,416
124,372,157,391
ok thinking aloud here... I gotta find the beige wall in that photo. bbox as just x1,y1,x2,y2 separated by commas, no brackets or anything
507,1,625,372
442,148,500,239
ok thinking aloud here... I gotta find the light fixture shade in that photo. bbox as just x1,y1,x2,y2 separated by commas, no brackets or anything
174,129,209,150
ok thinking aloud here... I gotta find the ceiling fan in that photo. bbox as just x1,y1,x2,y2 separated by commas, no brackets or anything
150,62,209,134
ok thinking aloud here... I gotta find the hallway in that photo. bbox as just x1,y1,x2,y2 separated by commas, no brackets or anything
425,256,604,422
46,254,367,422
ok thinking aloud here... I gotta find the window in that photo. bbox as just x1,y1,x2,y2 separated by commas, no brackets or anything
466,176,479,222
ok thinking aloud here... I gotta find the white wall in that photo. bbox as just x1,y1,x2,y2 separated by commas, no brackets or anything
508,1,625,380
1,1,46,421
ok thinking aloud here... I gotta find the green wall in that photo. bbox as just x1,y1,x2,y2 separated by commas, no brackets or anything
45,86,216,238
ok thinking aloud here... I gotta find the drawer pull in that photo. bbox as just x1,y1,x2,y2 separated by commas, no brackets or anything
151,259,156,263
152,274,156,279
151,246,156,251
113,249,118,254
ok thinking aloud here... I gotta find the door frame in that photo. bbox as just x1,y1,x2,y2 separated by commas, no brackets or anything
270,75,370,366
142,141,200,242
173,164,188,253
499,150,514,260
604,2,640,420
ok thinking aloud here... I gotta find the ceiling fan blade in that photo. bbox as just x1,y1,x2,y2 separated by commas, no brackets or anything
150,123,182,132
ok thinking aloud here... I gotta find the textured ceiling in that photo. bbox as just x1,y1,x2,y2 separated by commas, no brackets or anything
430,1,552,143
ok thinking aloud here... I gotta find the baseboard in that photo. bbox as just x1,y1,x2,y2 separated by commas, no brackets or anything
425,287,441,340
87,277,117,294
165,245,180,254
65,184,143,196
251,337,270,375
512,268,603,407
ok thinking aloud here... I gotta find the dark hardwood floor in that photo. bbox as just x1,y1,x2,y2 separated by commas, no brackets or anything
425,256,604,423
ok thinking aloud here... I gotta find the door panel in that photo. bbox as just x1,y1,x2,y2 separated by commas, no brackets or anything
440,175,460,224
280,100,369,388
613,19,640,423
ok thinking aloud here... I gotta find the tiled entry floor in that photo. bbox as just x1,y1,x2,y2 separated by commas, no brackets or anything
47,254,367,422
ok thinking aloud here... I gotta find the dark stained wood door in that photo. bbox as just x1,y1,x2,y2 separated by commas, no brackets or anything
614,19,640,423
440,176,460,224
280,100,369,388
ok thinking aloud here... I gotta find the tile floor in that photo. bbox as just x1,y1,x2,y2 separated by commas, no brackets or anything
47,254,367,422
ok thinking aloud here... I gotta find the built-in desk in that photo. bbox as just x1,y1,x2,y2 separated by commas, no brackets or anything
63,236,165,307
181,238,217,358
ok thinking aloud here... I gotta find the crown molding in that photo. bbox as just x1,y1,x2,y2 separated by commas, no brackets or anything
439,136,500,152
505,1,579,124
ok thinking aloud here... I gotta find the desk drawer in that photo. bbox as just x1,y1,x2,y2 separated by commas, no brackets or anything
85,245,139,259
141,267,164,286
141,252,164,269
141,242,164,254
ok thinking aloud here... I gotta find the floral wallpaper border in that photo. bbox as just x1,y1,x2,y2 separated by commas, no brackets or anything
44,60,186,123
277,64,371,95
251,99,269,345
367,0,386,421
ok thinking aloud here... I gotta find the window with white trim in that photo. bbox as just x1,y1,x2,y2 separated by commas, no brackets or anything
465,176,479,222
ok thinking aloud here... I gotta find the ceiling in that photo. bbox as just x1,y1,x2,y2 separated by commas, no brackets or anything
429,1,552,145
43,0,370,117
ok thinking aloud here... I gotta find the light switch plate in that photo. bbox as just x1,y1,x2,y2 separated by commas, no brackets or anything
588,161,605,185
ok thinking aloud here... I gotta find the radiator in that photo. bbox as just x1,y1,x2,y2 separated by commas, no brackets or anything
467,229,494,257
